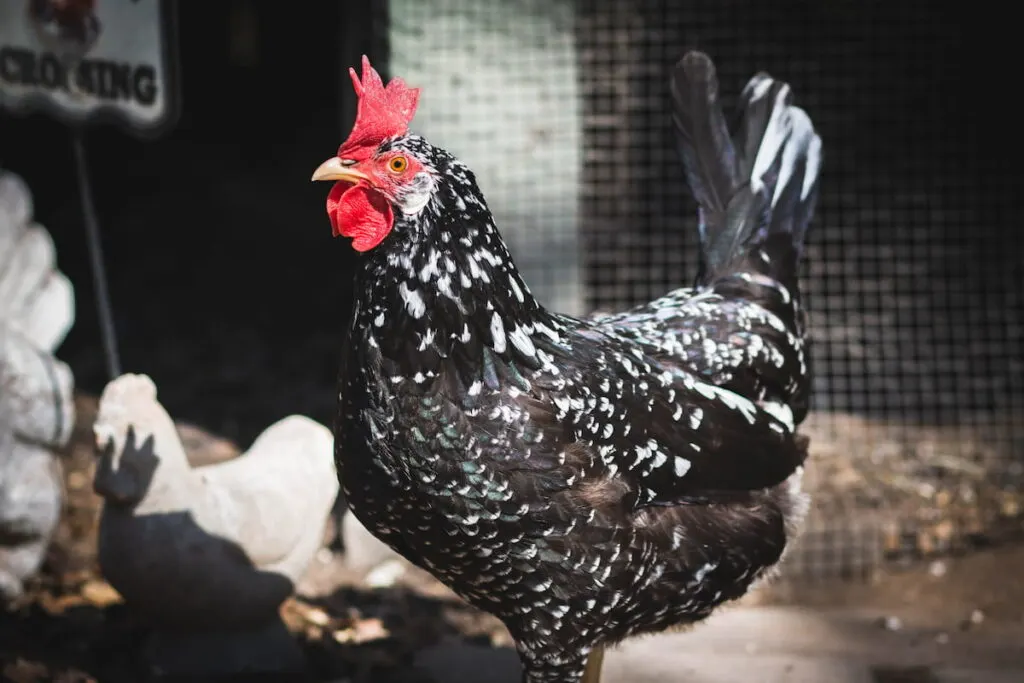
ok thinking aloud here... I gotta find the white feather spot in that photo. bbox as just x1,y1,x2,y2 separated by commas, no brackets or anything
673,456,691,477
509,324,536,357
489,312,507,353
399,282,425,319
761,400,795,431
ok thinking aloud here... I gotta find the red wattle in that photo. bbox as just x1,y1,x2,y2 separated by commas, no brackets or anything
326,181,394,252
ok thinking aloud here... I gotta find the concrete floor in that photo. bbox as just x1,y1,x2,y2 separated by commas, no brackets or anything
415,606,1024,683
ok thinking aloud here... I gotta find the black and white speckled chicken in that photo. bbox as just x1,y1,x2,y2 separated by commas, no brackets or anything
312,51,822,683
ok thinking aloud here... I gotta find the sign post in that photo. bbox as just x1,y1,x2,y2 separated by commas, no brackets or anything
0,0,181,380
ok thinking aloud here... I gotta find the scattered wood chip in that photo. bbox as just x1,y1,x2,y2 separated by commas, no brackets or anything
80,580,121,607
332,617,389,644
302,605,332,627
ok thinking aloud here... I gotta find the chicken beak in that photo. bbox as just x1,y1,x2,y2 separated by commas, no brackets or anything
311,157,370,183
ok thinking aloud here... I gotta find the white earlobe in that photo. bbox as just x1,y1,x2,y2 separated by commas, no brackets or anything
401,192,431,216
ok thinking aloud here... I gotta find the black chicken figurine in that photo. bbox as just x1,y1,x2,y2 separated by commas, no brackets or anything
313,52,821,683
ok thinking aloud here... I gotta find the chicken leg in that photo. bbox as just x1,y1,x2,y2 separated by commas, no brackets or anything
581,646,605,683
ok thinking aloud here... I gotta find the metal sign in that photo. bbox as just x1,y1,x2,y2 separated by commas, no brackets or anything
0,0,180,138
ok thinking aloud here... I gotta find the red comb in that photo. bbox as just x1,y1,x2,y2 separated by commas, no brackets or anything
338,55,421,158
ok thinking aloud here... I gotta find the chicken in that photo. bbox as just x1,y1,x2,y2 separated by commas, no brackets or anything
0,168,76,602
0,336,69,602
0,169,75,354
28,0,102,61
312,52,821,683
92,373,337,653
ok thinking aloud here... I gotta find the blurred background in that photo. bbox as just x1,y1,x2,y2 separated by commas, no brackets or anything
1,0,1022,673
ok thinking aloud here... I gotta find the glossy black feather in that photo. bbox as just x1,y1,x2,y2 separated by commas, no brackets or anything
670,51,740,255
672,51,821,286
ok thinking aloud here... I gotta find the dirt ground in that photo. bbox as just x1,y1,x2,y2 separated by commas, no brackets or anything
2,396,1022,683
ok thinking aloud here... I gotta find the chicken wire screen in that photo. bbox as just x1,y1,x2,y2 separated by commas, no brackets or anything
384,0,1023,581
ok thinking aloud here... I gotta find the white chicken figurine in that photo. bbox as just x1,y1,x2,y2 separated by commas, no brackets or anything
92,373,339,674
0,168,76,602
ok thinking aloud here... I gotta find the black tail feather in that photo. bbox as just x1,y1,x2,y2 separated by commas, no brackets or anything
733,73,792,181
669,51,740,250
768,107,821,252
671,51,822,286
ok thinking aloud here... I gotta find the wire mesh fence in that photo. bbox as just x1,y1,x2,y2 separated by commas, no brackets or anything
387,0,1022,581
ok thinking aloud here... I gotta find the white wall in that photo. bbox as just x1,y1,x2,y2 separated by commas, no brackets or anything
389,0,583,316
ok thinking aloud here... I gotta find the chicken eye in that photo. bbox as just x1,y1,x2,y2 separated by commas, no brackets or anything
389,156,409,173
